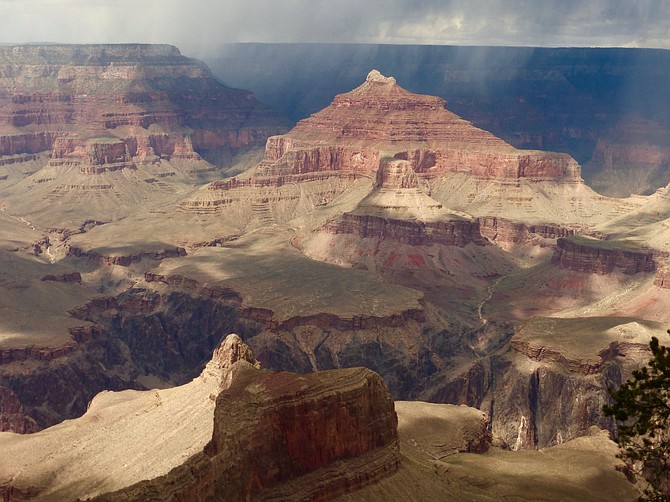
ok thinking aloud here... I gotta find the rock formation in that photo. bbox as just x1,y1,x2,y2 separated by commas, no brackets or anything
315,158,488,248
0,44,287,173
0,44,289,229
181,68,635,247
552,236,659,274
300,156,513,289
0,335,399,501
254,69,580,182
209,43,670,196
1,60,669,493
419,317,670,450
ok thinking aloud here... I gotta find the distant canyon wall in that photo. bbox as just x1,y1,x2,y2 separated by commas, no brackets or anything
0,44,289,172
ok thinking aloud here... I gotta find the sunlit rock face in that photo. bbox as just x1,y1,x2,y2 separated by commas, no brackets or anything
0,44,289,180
254,69,581,183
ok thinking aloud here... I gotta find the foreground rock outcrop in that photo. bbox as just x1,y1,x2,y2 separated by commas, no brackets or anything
0,335,399,501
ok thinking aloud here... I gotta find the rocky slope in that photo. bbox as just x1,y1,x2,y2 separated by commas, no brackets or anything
0,335,400,501
350,402,639,501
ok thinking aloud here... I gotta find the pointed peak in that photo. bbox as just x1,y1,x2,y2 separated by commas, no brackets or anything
212,333,260,372
366,69,396,85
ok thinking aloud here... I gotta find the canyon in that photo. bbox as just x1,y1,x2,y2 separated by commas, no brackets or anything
1,336,637,501
0,44,668,500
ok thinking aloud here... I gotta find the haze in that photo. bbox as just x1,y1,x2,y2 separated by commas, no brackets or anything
1,0,669,56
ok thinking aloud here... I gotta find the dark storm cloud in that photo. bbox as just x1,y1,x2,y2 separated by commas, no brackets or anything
0,0,668,53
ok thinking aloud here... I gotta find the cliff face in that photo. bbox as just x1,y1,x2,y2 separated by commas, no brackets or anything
419,317,666,450
93,361,399,501
0,44,288,179
479,216,576,250
323,213,486,247
552,237,658,274
585,116,670,196
0,289,242,431
319,158,487,248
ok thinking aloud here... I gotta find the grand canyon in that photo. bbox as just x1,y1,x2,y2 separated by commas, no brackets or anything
0,43,668,501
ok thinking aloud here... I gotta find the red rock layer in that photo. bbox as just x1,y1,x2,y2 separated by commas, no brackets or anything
551,237,657,274
479,216,576,245
287,70,507,147
0,44,288,168
259,70,580,182
324,213,487,247
93,366,399,501
48,137,137,174
255,139,381,180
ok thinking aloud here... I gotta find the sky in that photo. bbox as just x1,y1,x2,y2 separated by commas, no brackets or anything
1,0,669,56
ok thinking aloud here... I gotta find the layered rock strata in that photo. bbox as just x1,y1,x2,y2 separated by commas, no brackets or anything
321,158,487,248
184,69,583,218
211,43,670,198
46,336,398,502
252,69,580,183
0,44,287,162
420,317,668,450
323,213,486,247
479,216,576,248
96,368,398,502
0,44,289,202
552,236,658,274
